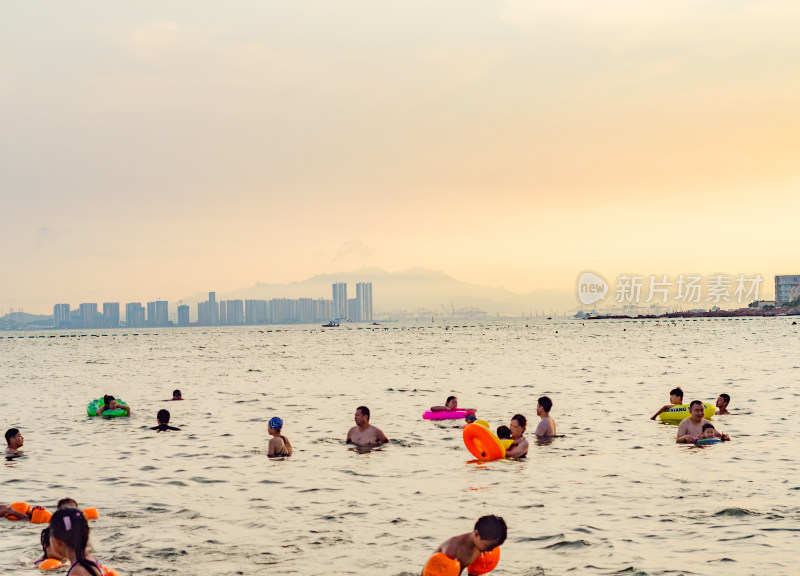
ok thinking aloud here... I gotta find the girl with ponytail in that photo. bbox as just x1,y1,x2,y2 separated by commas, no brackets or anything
48,508,102,576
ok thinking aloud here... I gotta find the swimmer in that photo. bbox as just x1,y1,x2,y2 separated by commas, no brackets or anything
716,393,731,415
429,515,507,575
677,400,730,443
346,406,389,447
35,499,76,566
464,413,478,425
35,527,68,568
170,389,183,401
505,414,529,458
48,508,104,576
96,395,131,417
4,427,23,455
699,423,720,440
534,396,557,437
430,396,475,413
267,417,292,457
496,425,511,440
2,497,78,521
651,387,684,420
150,409,180,432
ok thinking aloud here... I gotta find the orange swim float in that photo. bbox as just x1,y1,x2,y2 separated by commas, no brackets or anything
423,553,461,576
31,508,52,524
6,502,32,520
467,546,500,575
38,559,66,570
463,423,505,460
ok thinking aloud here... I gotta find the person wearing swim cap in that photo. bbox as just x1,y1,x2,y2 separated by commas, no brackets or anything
267,417,292,457
170,389,183,401
346,406,389,447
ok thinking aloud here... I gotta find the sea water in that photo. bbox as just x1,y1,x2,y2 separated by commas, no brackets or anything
1,318,798,576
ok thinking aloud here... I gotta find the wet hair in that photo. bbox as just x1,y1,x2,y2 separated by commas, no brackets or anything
172,389,181,398
356,406,370,419
702,423,715,431
689,400,703,410
40,527,51,558
446,396,456,405
511,414,527,429
103,395,115,407
157,409,170,424
474,515,507,546
57,498,78,509
538,396,553,413
5,428,19,444
496,425,511,439
49,508,100,576
670,387,684,400
719,393,730,404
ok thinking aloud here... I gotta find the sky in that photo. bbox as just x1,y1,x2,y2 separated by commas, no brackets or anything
2,1,800,313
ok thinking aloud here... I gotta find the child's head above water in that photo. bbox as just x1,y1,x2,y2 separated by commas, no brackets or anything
172,389,182,400
669,387,684,404
465,414,477,424
103,395,116,408
473,515,507,550
702,423,716,438
445,396,458,410
496,425,511,440
57,498,77,510
49,508,92,568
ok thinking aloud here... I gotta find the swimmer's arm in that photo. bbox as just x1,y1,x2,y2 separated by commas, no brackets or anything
430,406,447,411
374,427,389,444
267,437,279,456
0,505,29,520
346,427,354,444
121,404,131,415
506,438,528,457
534,421,551,437
651,405,670,419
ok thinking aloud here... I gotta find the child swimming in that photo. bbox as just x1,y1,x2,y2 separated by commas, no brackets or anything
150,409,180,432
48,508,109,576
650,387,684,420
428,515,507,575
496,425,511,440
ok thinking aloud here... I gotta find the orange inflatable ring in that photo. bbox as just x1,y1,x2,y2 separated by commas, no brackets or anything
423,553,461,576
38,559,66,570
83,507,99,520
31,508,52,524
463,423,505,460
467,546,500,575
6,502,32,520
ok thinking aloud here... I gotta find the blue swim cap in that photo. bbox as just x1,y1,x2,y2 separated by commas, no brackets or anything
268,417,283,431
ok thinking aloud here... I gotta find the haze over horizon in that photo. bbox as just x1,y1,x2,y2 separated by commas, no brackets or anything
2,2,799,314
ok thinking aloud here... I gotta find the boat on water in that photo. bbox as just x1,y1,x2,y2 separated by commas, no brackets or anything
322,321,340,327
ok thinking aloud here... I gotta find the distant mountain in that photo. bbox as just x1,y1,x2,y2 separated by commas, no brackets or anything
178,267,576,317
0,312,53,329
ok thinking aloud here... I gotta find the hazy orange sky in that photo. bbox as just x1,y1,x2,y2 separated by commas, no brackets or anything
2,1,799,313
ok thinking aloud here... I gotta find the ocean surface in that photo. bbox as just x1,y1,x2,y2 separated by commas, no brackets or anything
1,318,798,576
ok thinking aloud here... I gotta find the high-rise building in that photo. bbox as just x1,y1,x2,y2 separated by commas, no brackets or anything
775,275,800,305
246,300,269,323
356,282,373,322
314,298,333,322
103,302,120,328
297,298,314,323
177,305,190,326
53,303,70,328
332,282,347,320
198,292,220,326
146,301,169,327
219,301,228,325
227,300,244,324
79,303,98,329
348,298,358,322
125,302,146,327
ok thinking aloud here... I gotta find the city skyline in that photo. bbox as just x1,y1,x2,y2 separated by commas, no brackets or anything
40,281,374,328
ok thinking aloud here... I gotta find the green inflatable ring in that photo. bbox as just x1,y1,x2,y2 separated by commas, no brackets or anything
87,398,130,417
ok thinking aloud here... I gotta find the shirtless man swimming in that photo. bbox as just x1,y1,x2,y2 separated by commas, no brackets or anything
534,396,557,437
677,400,730,443
5,428,23,455
346,406,389,447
